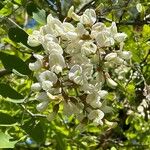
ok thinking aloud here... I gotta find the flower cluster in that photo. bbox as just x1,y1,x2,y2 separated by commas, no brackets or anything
28,7,132,127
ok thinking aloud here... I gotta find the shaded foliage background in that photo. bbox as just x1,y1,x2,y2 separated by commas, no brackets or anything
0,0,150,149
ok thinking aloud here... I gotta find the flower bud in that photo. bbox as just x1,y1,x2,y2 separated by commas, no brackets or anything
36,101,49,112
118,51,132,60
80,9,96,25
106,78,118,88
67,6,74,18
114,33,127,43
105,53,117,61
31,83,41,92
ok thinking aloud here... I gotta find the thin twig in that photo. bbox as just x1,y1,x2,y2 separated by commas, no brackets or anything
77,0,95,15
20,104,47,118
119,0,131,23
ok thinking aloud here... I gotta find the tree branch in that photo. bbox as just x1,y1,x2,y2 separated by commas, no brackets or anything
20,104,47,118
77,0,95,15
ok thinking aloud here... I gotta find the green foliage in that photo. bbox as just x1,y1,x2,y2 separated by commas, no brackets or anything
33,9,46,25
22,119,45,144
0,131,18,148
0,112,16,125
0,83,23,99
0,0,150,149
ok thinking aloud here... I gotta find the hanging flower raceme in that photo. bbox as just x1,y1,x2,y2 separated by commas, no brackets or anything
28,7,132,128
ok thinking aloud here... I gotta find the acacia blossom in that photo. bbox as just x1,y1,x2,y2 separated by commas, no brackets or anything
28,7,132,127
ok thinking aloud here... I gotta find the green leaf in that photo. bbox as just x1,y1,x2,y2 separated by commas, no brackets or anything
8,27,29,47
0,83,24,99
26,2,38,16
126,115,134,125
0,2,13,17
0,52,31,75
22,120,45,144
0,112,16,125
33,9,46,25
0,131,17,148
0,2,4,9
8,27,43,51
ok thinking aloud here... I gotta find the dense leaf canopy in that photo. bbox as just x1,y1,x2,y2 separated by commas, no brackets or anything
0,0,150,149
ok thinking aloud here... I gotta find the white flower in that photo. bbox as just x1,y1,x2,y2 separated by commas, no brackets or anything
114,33,127,43
39,70,57,82
49,52,66,74
65,40,81,54
96,31,114,47
88,109,104,125
67,6,74,18
47,14,63,36
93,117,104,126
105,53,117,61
82,63,93,79
69,65,83,85
42,81,53,91
86,93,102,108
76,23,89,37
118,51,132,60
62,23,78,40
63,101,81,116
67,6,80,21
27,30,41,47
109,22,117,36
81,41,97,56
36,92,49,101
106,77,118,88
80,9,96,25
29,54,43,71
28,8,131,126
91,22,106,39
36,101,49,112
31,83,41,92
46,41,63,55
98,90,108,98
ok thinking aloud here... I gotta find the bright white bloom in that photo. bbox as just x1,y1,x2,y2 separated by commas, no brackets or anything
105,53,117,61
66,41,81,54
47,14,63,36
91,22,106,39
69,65,83,85
63,101,82,116
109,22,118,36
28,8,132,127
96,31,114,47
67,6,80,21
39,71,58,91
81,41,97,56
29,54,43,71
88,109,104,125
86,93,102,108
46,41,63,55
31,83,41,92
27,30,41,46
49,52,66,74
76,23,89,37
106,77,118,88
36,92,49,101
118,51,132,60
114,33,127,43
80,9,96,25
36,101,49,112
